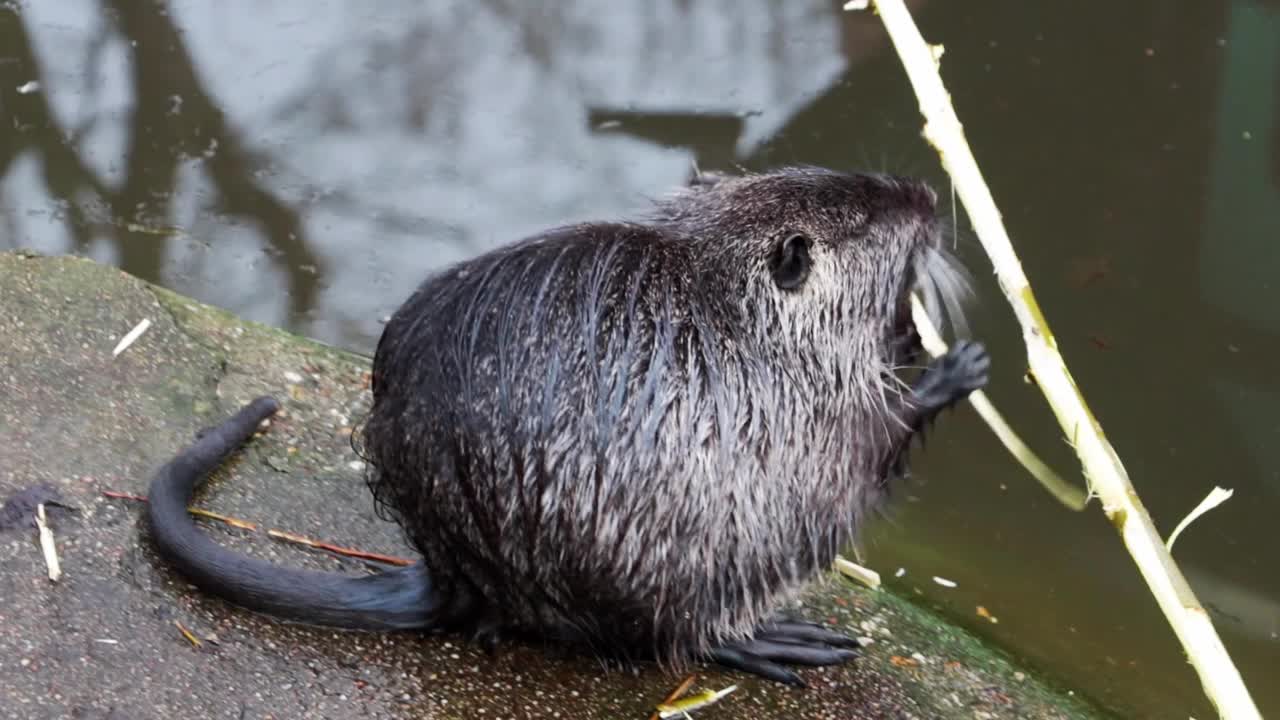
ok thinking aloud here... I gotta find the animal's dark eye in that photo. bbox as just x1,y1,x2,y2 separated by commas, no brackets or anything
770,232,811,291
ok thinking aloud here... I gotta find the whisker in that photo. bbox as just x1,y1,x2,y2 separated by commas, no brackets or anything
913,244,973,339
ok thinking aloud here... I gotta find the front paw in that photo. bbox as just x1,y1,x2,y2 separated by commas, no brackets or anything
912,339,990,412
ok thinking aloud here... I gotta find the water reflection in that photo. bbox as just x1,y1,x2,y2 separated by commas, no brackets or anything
3,0,1279,717
1,0,324,322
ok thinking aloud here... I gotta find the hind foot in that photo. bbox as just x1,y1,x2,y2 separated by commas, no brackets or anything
706,619,860,687
911,339,990,416
471,619,504,657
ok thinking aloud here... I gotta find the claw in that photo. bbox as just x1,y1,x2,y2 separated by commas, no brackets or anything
757,620,862,649
706,618,859,686
471,619,503,657
707,647,806,687
911,340,990,416
742,639,857,665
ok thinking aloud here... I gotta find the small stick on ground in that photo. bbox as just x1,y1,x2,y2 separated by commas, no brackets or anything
112,318,152,357
103,491,256,530
35,504,62,582
102,490,147,502
103,489,413,566
267,529,413,566
188,508,257,531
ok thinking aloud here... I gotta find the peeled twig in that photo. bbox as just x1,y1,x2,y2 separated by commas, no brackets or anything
853,1,1260,716
35,504,62,582
834,556,881,589
909,295,1087,510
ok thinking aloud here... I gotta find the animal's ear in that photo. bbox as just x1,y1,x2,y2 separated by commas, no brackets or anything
770,233,811,291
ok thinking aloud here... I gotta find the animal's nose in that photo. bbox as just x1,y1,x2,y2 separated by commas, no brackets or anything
873,174,937,215
904,178,938,214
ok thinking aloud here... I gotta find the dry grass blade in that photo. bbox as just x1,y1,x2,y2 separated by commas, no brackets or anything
657,685,738,718
174,620,202,647
649,675,697,720
1166,487,1234,552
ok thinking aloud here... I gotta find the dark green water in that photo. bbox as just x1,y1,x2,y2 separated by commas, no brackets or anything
3,1,1277,717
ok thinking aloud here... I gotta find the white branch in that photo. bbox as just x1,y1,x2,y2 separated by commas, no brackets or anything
856,1,1261,717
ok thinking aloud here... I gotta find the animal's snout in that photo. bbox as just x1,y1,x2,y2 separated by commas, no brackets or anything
870,174,937,216
901,179,938,215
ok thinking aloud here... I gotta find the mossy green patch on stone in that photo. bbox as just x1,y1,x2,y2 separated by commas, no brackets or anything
805,576,1117,719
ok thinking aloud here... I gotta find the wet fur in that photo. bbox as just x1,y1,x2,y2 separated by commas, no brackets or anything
360,167,964,665
148,166,976,677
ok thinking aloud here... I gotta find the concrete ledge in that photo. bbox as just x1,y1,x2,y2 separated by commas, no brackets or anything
0,251,1110,719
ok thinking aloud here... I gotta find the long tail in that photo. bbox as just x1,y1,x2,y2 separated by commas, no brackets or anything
146,396,438,631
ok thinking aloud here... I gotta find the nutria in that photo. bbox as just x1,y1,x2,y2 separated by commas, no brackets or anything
146,166,989,687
